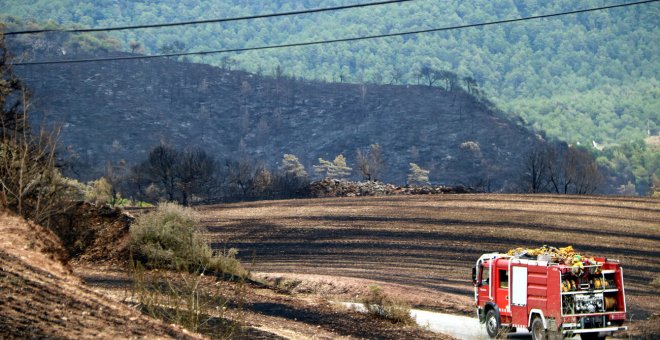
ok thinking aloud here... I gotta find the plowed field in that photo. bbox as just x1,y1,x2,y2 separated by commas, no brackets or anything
200,194,660,319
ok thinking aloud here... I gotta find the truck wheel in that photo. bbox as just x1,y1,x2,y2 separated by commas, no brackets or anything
531,317,546,340
485,309,500,338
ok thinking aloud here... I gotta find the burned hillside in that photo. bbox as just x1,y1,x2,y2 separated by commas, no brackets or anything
16,50,539,190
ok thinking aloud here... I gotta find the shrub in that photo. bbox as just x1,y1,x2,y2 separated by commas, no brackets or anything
362,285,414,325
84,177,113,205
131,202,207,269
652,276,660,289
130,202,246,278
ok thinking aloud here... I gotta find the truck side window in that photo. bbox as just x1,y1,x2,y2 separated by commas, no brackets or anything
499,270,509,288
481,267,490,285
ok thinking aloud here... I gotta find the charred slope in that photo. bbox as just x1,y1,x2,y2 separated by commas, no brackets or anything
17,54,537,189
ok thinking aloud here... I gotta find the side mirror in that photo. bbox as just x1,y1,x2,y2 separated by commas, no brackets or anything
471,267,477,286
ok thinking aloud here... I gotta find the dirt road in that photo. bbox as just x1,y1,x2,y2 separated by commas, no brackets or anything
344,302,581,340
343,302,546,339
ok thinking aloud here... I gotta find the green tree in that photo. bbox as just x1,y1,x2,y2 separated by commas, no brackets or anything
280,153,307,178
314,154,352,179
407,163,430,186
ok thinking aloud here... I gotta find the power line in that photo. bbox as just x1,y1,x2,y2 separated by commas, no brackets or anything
12,0,659,66
3,0,413,36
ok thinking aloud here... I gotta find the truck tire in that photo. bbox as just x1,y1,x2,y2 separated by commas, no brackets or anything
531,317,546,340
485,309,500,338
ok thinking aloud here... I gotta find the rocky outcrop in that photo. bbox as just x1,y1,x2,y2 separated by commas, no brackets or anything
309,178,477,198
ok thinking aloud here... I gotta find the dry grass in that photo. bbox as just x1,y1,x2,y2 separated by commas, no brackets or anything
362,284,414,325
129,261,239,338
199,194,660,318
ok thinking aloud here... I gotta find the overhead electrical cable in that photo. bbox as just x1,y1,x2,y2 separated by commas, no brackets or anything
12,0,659,66
3,0,413,36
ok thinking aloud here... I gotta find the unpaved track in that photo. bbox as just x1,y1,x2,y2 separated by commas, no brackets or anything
343,302,567,340
200,194,660,319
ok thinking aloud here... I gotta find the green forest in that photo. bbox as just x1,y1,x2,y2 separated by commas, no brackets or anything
1,0,658,194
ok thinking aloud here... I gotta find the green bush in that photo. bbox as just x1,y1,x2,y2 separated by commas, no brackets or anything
362,285,414,325
130,202,246,278
84,177,113,205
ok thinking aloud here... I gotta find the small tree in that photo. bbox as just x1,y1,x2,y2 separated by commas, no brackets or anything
133,145,219,204
142,144,179,201
570,147,604,195
651,174,660,198
547,144,603,195
522,142,604,195
418,65,439,87
280,154,307,178
225,158,256,198
356,144,384,181
522,144,550,193
314,154,352,179
407,163,430,186
85,177,113,205
463,76,479,95
275,154,309,197
437,70,459,91
0,36,75,226
176,148,217,205
129,40,143,53
253,167,272,196
617,182,636,196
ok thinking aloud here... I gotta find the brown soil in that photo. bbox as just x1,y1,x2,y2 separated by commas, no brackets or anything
48,202,134,264
73,264,448,340
198,194,660,335
68,202,447,338
0,211,200,339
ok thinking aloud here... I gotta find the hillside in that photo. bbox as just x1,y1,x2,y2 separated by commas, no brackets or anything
14,50,541,190
0,212,199,339
1,0,657,147
198,194,660,336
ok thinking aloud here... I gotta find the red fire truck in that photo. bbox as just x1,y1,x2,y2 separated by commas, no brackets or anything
472,252,627,340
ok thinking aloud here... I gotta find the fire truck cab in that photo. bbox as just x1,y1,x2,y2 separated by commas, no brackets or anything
472,252,627,340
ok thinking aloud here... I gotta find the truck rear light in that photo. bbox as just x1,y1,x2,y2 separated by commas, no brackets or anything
608,313,626,320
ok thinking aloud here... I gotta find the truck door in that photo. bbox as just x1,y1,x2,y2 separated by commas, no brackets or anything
477,264,490,304
497,269,509,309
